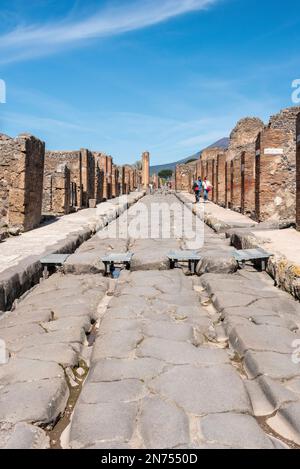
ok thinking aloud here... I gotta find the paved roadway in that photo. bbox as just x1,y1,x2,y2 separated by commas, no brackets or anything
0,192,300,448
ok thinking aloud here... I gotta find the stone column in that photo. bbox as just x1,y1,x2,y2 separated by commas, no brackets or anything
81,149,95,207
142,151,150,189
52,165,71,215
99,155,108,200
217,153,226,207
255,128,290,222
225,160,231,208
241,150,255,217
231,154,242,212
107,156,113,199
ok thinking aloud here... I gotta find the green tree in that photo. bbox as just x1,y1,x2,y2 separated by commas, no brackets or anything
158,169,173,179
186,158,197,164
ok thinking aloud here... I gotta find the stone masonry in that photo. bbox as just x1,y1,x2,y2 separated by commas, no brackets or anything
231,155,242,212
0,133,45,231
43,164,71,215
216,152,226,206
81,149,95,208
255,127,294,222
241,150,255,217
142,152,150,189
176,107,300,225
45,150,82,209
226,117,264,209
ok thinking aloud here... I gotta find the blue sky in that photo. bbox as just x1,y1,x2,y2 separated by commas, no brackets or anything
0,0,300,165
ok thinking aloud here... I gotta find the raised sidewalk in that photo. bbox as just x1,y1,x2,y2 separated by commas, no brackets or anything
0,192,144,312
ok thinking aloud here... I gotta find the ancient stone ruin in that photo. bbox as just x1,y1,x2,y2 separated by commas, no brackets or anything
176,107,300,225
0,133,146,234
0,133,45,232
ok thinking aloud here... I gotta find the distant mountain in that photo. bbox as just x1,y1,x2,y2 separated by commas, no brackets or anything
150,137,229,175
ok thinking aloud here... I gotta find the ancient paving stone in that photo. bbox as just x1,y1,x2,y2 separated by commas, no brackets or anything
131,239,179,271
89,358,166,383
229,324,300,356
5,328,86,353
99,317,143,334
245,376,298,417
3,423,50,449
137,337,230,365
139,396,190,449
69,402,137,449
40,315,91,333
196,252,238,275
0,358,63,385
244,350,300,380
150,364,251,415
0,323,43,342
0,308,53,327
79,379,147,404
0,378,69,425
198,413,274,449
17,343,79,367
284,378,300,395
142,320,194,342
91,330,144,362
267,402,300,445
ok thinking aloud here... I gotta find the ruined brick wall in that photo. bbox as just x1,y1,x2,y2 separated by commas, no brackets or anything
93,152,105,203
0,134,13,223
253,107,300,222
45,150,82,208
111,165,119,198
231,155,242,212
297,113,300,230
98,154,108,200
43,164,71,215
224,118,264,209
207,159,214,201
175,162,196,192
225,160,231,208
241,150,255,217
0,133,45,231
216,152,226,206
81,149,95,207
255,127,294,222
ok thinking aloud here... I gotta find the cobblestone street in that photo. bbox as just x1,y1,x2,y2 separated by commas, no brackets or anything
1,193,300,448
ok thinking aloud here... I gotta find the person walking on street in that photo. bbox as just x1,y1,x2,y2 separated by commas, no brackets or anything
203,177,212,203
192,177,202,203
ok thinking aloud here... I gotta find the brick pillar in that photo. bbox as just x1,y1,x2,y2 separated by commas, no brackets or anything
121,166,126,195
212,159,217,203
241,150,255,217
142,151,150,188
231,154,242,212
217,153,226,207
52,165,71,215
81,149,95,207
0,134,45,231
106,156,112,200
297,114,300,230
98,155,108,200
255,128,288,222
93,154,104,203
225,160,231,208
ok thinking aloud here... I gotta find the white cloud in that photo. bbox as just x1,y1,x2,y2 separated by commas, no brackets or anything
0,0,219,63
